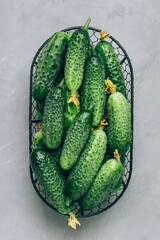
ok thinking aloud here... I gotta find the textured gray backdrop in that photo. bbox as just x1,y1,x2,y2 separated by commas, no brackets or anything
1,0,160,239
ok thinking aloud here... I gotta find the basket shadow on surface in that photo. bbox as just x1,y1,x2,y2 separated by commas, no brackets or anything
29,26,134,218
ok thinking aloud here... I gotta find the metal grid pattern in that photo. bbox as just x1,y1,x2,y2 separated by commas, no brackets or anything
29,26,134,218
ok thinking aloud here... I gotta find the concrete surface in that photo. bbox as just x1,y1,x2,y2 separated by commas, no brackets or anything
0,0,160,239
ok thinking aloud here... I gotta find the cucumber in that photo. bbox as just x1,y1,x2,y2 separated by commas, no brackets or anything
66,129,107,200
95,41,127,98
111,170,123,194
103,149,126,194
42,87,65,150
60,110,92,171
107,92,131,156
64,86,80,132
111,153,126,193
64,18,91,104
104,155,125,194
32,32,68,103
35,77,65,121
79,158,123,211
31,130,46,151
81,49,106,127
30,149,73,214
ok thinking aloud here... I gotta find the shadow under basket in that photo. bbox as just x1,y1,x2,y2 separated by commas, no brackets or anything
29,26,134,218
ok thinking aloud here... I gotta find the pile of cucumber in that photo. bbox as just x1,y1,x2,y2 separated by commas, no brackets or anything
30,18,132,227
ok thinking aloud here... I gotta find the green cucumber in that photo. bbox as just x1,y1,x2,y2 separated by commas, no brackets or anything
31,130,46,151
35,77,65,121
81,49,106,127
111,170,123,194
95,41,127,98
32,32,68,103
107,92,131,156
66,129,107,200
64,18,91,102
42,87,65,150
103,153,125,193
79,158,123,211
30,149,73,214
60,110,92,171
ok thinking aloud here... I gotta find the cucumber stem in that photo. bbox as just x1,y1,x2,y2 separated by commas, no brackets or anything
99,118,108,130
83,18,91,31
99,113,108,130
114,149,120,162
67,92,80,105
100,30,110,41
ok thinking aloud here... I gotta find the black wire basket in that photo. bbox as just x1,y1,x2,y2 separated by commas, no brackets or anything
29,26,134,218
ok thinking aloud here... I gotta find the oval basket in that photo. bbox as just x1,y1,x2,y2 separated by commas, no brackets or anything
29,26,134,218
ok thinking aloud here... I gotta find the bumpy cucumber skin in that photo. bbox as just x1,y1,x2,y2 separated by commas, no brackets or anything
81,55,106,127
66,129,107,200
95,41,127,98
30,149,73,214
79,159,123,211
111,170,123,194
60,110,92,171
42,87,65,150
32,32,68,103
64,29,90,93
31,130,46,151
64,86,80,132
107,92,131,156
104,154,125,193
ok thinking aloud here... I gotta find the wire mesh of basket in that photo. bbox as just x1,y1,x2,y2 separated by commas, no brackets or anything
29,26,134,218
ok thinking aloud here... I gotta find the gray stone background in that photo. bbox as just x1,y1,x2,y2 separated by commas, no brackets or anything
1,0,160,239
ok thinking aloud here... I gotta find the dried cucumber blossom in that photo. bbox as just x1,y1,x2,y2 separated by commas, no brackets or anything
100,30,110,40
99,114,108,129
105,78,116,94
68,212,81,229
67,92,80,106
38,122,43,129
114,149,120,162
